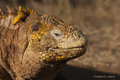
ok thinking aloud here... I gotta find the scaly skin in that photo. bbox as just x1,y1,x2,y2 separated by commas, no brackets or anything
0,6,87,80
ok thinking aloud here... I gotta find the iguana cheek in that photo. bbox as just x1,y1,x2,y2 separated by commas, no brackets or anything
38,51,64,62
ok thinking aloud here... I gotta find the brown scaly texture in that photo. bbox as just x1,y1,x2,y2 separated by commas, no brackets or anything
0,6,87,80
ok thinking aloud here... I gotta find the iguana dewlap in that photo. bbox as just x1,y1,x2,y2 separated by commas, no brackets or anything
0,6,87,80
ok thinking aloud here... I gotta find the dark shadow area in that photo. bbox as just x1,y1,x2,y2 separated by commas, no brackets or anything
62,65,120,80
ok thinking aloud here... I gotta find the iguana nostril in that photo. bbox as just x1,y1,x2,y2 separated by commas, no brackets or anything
71,31,87,46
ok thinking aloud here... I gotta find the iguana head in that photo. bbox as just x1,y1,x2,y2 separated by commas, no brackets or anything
0,6,87,63
28,15,87,63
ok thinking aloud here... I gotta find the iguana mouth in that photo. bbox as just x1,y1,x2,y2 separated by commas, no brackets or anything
53,46,86,51
49,46,86,61
52,45,86,51
61,46,85,49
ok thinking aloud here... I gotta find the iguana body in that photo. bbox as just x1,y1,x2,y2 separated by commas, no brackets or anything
0,6,87,80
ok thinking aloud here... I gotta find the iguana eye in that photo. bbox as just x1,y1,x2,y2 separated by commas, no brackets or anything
51,30,64,40
54,32,61,37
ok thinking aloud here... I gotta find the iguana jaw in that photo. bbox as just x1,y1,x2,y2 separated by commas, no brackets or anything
48,46,86,61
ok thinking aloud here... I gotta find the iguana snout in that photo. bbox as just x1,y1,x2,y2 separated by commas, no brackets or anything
47,25,87,61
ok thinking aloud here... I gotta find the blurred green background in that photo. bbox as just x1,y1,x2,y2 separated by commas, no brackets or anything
0,0,120,80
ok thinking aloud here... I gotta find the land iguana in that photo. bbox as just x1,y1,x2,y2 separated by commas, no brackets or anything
0,6,87,80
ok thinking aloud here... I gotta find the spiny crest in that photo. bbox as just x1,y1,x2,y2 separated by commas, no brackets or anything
0,9,4,15
0,6,36,24
0,8,8,19
0,5,18,19
12,6,36,25
6,5,17,15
